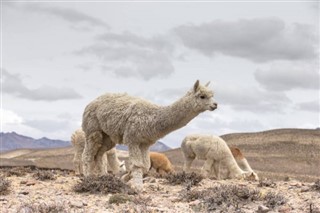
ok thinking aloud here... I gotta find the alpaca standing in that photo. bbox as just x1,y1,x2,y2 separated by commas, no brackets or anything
181,134,258,180
149,152,174,175
71,129,126,175
82,80,217,189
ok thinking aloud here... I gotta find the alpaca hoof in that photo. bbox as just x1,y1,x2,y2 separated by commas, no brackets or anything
127,179,144,192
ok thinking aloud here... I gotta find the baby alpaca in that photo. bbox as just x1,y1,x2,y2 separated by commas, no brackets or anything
181,134,257,180
82,80,217,189
229,147,259,181
70,129,126,175
149,152,174,175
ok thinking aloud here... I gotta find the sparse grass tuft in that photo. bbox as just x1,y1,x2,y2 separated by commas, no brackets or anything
165,172,203,188
264,192,287,208
311,179,320,192
0,176,11,195
73,174,136,195
2,167,33,177
33,170,56,181
108,193,132,205
17,202,67,213
258,178,277,188
180,184,286,212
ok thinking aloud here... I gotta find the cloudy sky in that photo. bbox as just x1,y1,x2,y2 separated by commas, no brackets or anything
1,1,319,148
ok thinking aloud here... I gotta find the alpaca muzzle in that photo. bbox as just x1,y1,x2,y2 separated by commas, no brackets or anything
210,103,218,111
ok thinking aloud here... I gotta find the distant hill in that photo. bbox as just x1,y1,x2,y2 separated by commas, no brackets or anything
0,132,71,152
116,141,171,152
0,131,171,153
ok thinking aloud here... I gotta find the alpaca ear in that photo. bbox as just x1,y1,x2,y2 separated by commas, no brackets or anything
205,81,210,87
193,80,200,92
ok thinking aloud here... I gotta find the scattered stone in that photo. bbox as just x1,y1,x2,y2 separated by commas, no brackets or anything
26,181,37,186
257,205,270,213
278,206,292,213
70,200,83,208
18,191,29,195
300,186,310,192
20,180,27,184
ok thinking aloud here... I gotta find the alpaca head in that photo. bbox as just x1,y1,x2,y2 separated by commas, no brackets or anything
189,80,218,113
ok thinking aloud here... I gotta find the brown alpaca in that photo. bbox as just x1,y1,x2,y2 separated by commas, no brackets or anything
229,146,259,181
149,152,173,175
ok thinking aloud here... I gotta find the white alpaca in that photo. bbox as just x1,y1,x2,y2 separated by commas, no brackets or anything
70,129,126,175
181,134,258,180
81,80,217,189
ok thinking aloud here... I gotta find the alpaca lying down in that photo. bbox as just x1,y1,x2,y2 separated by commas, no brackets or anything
149,152,174,175
71,129,126,175
181,134,259,181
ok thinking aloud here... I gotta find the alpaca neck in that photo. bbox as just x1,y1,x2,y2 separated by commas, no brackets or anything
154,94,198,139
223,156,244,178
238,158,253,172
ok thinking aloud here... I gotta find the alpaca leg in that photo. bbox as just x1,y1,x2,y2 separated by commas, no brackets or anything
183,156,195,172
95,147,108,176
213,161,221,179
82,131,103,176
201,159,213,177
127,144,144,190
140,143,150,174
106,150,121,174
73,150,82,175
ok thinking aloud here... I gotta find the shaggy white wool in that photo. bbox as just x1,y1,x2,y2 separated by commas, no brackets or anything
81,80,217,189
181,134,258,181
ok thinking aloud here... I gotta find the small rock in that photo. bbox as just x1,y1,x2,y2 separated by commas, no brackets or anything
300,186,309,192
26,181,37,186
189,200,201,206
0,197,8,202
257,205,270,213
278,206,292,213
18,191,29,195
20,180,27,184
70,200,83,208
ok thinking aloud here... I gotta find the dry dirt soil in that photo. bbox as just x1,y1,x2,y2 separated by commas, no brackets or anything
0,128,319,212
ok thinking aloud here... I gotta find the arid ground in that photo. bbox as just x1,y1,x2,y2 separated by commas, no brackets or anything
0,128,319,212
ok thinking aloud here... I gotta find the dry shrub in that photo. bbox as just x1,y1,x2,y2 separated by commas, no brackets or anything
2,167,33,177
17,202,66,213
180,184,286,212
73,174,136,195
33,170,56,181
311,179,320,192
0,176,11,195
258,178,277,188
165,172,203,188
108,193,132,205
264,192,287,208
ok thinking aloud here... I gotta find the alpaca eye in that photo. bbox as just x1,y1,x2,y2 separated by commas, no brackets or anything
200,95,206,99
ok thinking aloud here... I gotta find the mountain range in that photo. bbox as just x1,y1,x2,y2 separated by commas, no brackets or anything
0,132,171,153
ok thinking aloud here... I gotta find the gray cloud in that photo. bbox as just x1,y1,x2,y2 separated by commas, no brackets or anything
24,119,69,132
2,69,82,101
296,100,319,113
254,63,319,91
174,18,317,62
214,83,291,113
7,3,108,29
75,32,175,80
